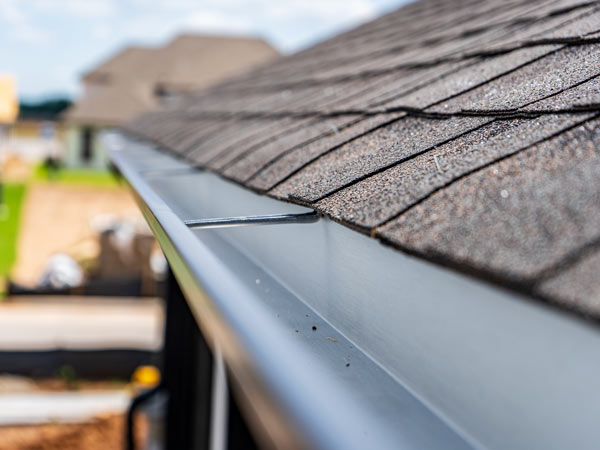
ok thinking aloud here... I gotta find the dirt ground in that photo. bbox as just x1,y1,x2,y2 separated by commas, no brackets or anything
11,183,141,286
0,414,148,450
0,375,149,449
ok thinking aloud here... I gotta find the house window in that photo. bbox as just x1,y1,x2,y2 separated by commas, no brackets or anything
82,127,94,163
154,84,181,107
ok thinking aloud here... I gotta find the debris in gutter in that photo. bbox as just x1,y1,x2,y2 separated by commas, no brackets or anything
326,337,338,342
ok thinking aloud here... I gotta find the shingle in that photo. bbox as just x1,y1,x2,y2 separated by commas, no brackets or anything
353,7,600,111
192,77,397,168
248,114,400,192
366,45,558,109
163,119,231,156
322,0,561,78
378,117,600,283
536,249,600,316
187,118,280,165
247,24,596,190
180,84,340,164
137,116,189,146
314,74,600,226
220,66,463,183
316,113,594,228
203,74,418,171
242,46,550,191
270,115,488,202
479,4,600,53
222,115,361,182
349,63,469,110
523,74,600,111
429,43,600,113
125,111,181,137
183,89,275,114
150,119,195,148
206,83,333,114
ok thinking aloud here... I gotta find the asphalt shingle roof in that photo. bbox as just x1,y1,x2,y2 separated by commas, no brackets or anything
124,0,600,320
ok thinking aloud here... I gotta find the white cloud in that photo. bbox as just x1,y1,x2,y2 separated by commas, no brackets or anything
31,0,117,17
118,0,379,51
264,0,376,21
182,10,256,34
91,23,112,40
0,0,52,44
0,0,26,24
12,22,51,43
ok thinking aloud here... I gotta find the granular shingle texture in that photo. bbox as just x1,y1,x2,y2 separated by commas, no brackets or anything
379,118,600,307
316,113,594,228
124,0,600,320
537,249,600,315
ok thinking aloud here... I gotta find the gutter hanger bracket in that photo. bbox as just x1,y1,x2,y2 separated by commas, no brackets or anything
184,211,321,230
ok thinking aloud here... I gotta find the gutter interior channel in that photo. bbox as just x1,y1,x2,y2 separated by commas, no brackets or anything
110,134,600,450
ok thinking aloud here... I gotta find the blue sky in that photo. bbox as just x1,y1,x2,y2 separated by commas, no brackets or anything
0,0,407,101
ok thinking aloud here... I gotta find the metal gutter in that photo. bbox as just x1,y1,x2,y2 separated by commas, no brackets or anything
108,132,600,450
108,134,470,450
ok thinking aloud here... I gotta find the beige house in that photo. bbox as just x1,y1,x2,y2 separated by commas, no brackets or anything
0,75,18,149
63,34,278,169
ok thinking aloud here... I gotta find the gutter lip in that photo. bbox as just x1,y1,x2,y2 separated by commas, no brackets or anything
107,132,473,450
109,142,312,450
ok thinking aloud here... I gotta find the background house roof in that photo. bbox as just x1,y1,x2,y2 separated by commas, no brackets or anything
64,35,279,126
124,0,600,320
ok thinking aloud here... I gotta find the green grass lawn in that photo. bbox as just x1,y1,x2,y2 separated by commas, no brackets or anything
33,163,122,188
0,165,123,296
0,184,26,295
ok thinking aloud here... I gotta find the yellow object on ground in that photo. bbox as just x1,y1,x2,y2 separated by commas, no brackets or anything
131,365,161,389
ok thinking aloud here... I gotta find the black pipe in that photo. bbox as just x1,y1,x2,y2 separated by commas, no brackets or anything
126,383,163,450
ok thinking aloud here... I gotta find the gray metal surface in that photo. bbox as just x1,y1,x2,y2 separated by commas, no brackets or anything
209,350,228,450
110,133,600,450
109,134,472,450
